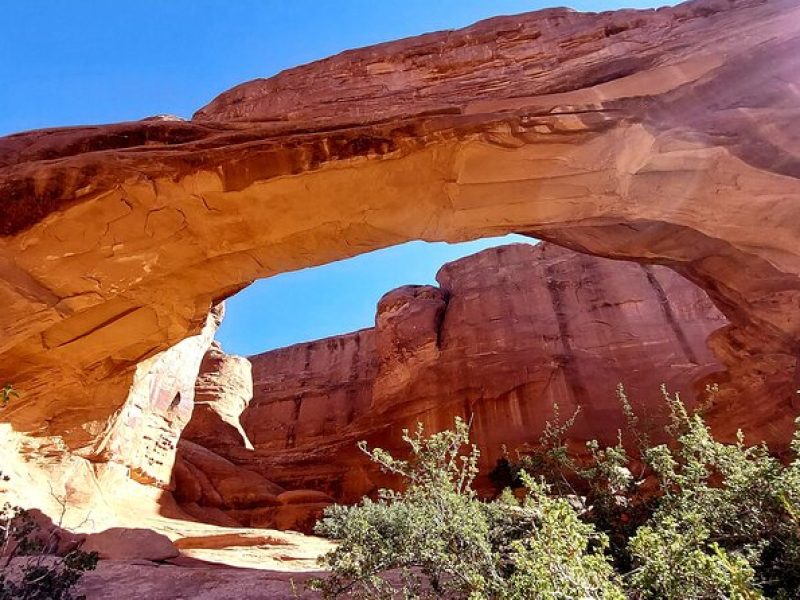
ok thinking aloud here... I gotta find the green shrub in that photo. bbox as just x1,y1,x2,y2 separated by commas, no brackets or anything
501,475,624,600
313,385,800,599
626,390,800,599
1,384,18,409
494,386,800,599
0,494,98,600
310,418,623,599
0,380,97,600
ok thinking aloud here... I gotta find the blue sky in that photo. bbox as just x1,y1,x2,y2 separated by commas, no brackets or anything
220,236,537,356
3,0,673,354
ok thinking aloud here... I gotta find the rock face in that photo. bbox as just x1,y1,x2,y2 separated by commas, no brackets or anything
173,343,334,532
173,439,334,532
95,304,225,488
187,243,726,502
182,341,254,452
82,528,180,561
0,0,799,525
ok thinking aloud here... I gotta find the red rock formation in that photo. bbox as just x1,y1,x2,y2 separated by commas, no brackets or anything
82,528,179,562
1,0,798,473
173,343,334,532
173,441,333,532
0,0,798,552
189,243,726,502
97,304,225,488
182,341,254,452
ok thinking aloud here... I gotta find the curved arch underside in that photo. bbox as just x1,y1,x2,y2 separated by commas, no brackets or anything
0,0,799,459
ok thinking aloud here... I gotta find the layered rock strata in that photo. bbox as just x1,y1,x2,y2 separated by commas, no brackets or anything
0,0,797,544
173,343,333,532
178,243,727,503
182,341,254,452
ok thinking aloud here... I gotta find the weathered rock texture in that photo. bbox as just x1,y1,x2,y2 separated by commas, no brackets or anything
73,524,333,600
187,243,726,502
96,304,225,488
173,343,333,532
182,341,254,452
0,303,226,540
0,0,799,523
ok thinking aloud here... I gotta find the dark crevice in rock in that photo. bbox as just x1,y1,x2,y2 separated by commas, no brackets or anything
285,396,302,449
641,264,699,365
544,263,589,408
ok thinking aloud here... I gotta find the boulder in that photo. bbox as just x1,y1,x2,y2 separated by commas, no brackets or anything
82,528,179,561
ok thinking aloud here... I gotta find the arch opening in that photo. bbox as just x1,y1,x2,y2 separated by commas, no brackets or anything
170,234,732,531
0,0,798,556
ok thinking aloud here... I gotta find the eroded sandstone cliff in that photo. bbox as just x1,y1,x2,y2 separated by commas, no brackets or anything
170,338,335,532
175,243,727,508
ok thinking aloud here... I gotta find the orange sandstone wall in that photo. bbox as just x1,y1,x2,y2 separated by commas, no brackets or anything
1,0,798,526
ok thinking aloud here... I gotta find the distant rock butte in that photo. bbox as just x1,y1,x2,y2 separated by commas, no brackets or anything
0,0,798,590
177,243,726,505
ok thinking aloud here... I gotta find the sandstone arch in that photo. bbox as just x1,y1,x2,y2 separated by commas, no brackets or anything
1,0,799,473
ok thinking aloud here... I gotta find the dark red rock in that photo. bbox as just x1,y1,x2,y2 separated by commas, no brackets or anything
200,243,727,502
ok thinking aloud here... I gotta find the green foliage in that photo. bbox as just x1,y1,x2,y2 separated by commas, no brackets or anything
311,418,623,599
501,474,624,600
494,385,800,599
489,397,653,573
626,388,800,599
314,385,800,599
0,385,18,409
0,473,97,600
628,516,762,599
0,547,99,600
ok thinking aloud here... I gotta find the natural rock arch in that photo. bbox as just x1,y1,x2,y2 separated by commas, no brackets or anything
1,0,799,469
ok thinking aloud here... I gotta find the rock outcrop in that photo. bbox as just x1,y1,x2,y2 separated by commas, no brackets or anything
182,243,726,502
1,0,799,466
95,304,225,488
182,341,254,452
173,343,334,532
0,0,798,539
173,438,334,532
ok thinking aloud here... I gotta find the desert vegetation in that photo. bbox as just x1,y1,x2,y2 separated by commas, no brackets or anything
0,500,98,600
310,386,800,599
0,386,97,600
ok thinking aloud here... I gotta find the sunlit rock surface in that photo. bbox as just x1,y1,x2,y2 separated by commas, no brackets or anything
190,243,726,502
182,341,254,452
1,0,798,465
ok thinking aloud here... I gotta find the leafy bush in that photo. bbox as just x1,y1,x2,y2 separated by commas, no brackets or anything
1,384,18,409
312,385,800,599
0,493,98,600
0,383,97,599
310,418,623,599
497,385,800,599
626,391,800,599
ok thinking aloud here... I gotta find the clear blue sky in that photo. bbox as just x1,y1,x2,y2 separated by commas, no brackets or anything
3,0,674,354
221,237,537,356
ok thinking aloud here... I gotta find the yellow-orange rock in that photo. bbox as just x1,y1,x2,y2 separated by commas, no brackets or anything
182,341,254,452
173,439,283,509
98,305,225,488
174,344,338,532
